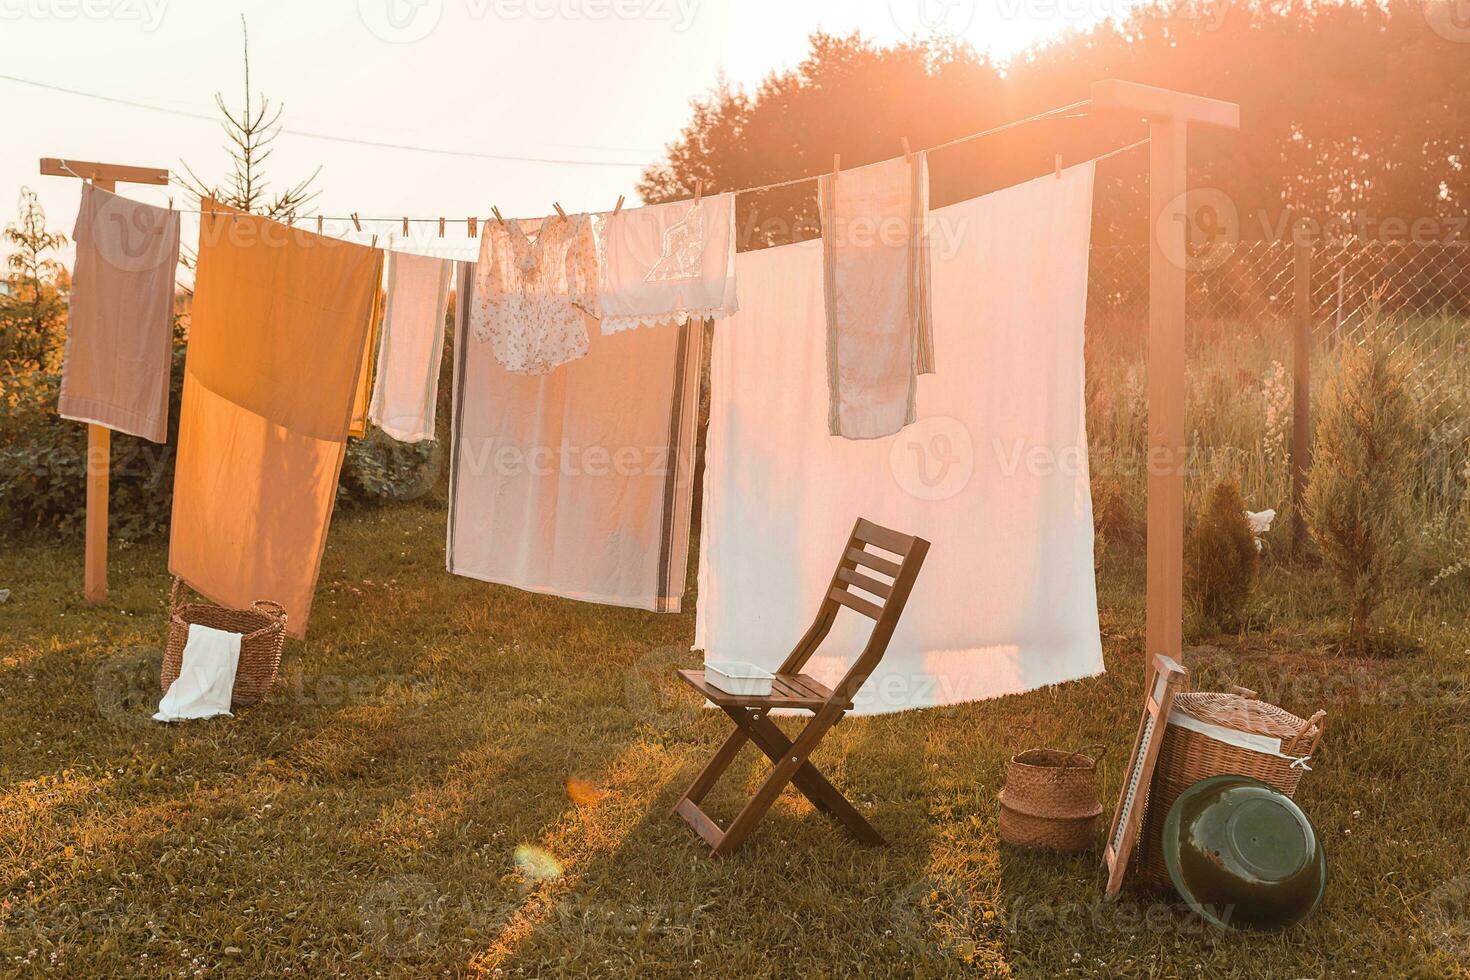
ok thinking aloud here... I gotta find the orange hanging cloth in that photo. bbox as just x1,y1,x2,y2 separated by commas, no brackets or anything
169,202,382,637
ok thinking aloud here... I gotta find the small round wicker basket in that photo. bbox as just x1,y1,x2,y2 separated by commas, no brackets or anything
160,578,287,709
999,745,1105,853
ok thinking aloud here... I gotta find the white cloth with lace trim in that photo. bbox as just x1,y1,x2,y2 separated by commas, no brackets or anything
593,193,738,334
471,213,599,374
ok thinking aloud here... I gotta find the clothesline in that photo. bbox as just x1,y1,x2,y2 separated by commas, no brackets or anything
146,98,1145,231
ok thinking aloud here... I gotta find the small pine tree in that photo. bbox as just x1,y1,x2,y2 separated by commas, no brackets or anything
1304,338,1416,654
0,187,69,372
178,16,319,221
1188,477,1259,633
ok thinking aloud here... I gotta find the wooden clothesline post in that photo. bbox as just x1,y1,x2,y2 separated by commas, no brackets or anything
1088,82,1241,686
39,157,172,604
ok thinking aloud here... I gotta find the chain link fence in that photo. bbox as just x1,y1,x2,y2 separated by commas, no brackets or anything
1085,238,1470,535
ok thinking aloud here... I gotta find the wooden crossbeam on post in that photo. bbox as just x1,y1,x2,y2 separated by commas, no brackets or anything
39,157,172,604
1089,81,1241,685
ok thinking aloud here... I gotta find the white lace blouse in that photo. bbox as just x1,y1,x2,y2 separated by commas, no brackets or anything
471,213,599,375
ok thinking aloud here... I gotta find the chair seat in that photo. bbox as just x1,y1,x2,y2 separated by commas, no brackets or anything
677,669,853,711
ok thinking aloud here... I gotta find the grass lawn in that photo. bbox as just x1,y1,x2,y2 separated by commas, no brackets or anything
2,501,1469,977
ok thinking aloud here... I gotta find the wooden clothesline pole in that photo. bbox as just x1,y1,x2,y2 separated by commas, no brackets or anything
39,157,172,604
1088,81,1241,688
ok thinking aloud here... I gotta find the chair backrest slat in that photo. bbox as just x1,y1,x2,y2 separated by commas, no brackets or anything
836,565,893,600
853,518,912,556
828,586,883,620
845,546,900,578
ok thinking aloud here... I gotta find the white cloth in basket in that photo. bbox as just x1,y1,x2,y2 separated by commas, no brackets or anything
154,623,241,722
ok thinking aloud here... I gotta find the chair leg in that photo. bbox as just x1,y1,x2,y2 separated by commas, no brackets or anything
737,710,885,846
676,725,748,812
711,708,843,858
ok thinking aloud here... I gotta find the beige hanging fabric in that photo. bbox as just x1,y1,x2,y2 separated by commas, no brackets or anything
369,251,451,442
348,266,384,439
57,183,181,443
817,152,935,440
447,261,703,612
169,203,382,638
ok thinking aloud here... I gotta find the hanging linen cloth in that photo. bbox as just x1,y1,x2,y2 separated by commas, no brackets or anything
170,203,382,639
57,183,181,442
448,260,703,612
696,163,1102,715
368,251,451,442
817,152,935,439
348,266,384,439
593,193,739,333
470,213,598,374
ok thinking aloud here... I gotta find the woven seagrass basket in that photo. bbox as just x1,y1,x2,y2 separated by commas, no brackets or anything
1138,687,1325,886
999,745,1105,853
160,578,287,709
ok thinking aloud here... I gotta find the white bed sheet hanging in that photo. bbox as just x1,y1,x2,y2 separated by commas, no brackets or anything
694,162,1104,715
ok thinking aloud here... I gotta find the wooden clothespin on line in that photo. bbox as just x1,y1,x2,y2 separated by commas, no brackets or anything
693,180,703,204
467,216,478,238
552,202,568,222
613,194,625,215
350,212,363,233
317,214,324,234
370,232,378,249
492,206,506,226
402,217,410,236
438,217,446,237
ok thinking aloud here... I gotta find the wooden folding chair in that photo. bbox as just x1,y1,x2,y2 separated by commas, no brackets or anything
674,518,930,857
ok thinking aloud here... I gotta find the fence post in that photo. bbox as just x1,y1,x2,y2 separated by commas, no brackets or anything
1291,233,1313,557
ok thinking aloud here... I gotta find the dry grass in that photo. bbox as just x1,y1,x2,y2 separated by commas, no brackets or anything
2,500,1469,977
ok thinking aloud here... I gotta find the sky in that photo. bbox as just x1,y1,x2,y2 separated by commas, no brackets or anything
0,0,1142,263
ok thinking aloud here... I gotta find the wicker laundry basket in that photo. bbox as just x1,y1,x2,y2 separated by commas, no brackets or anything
1138,687,1325,886
161,578,287,709
999,745,1105,853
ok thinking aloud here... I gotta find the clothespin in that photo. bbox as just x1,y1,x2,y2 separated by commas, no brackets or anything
467,216,478,238
1055,153,1063,179
613,194,625,216
438,217,446,237
402,217,409,236
694,180,703,204
553,202,568,222
901,137,913,161
351,212,362,232
492,206,505,226
317,214,324,234
370,233,378,249
167,195,175,211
